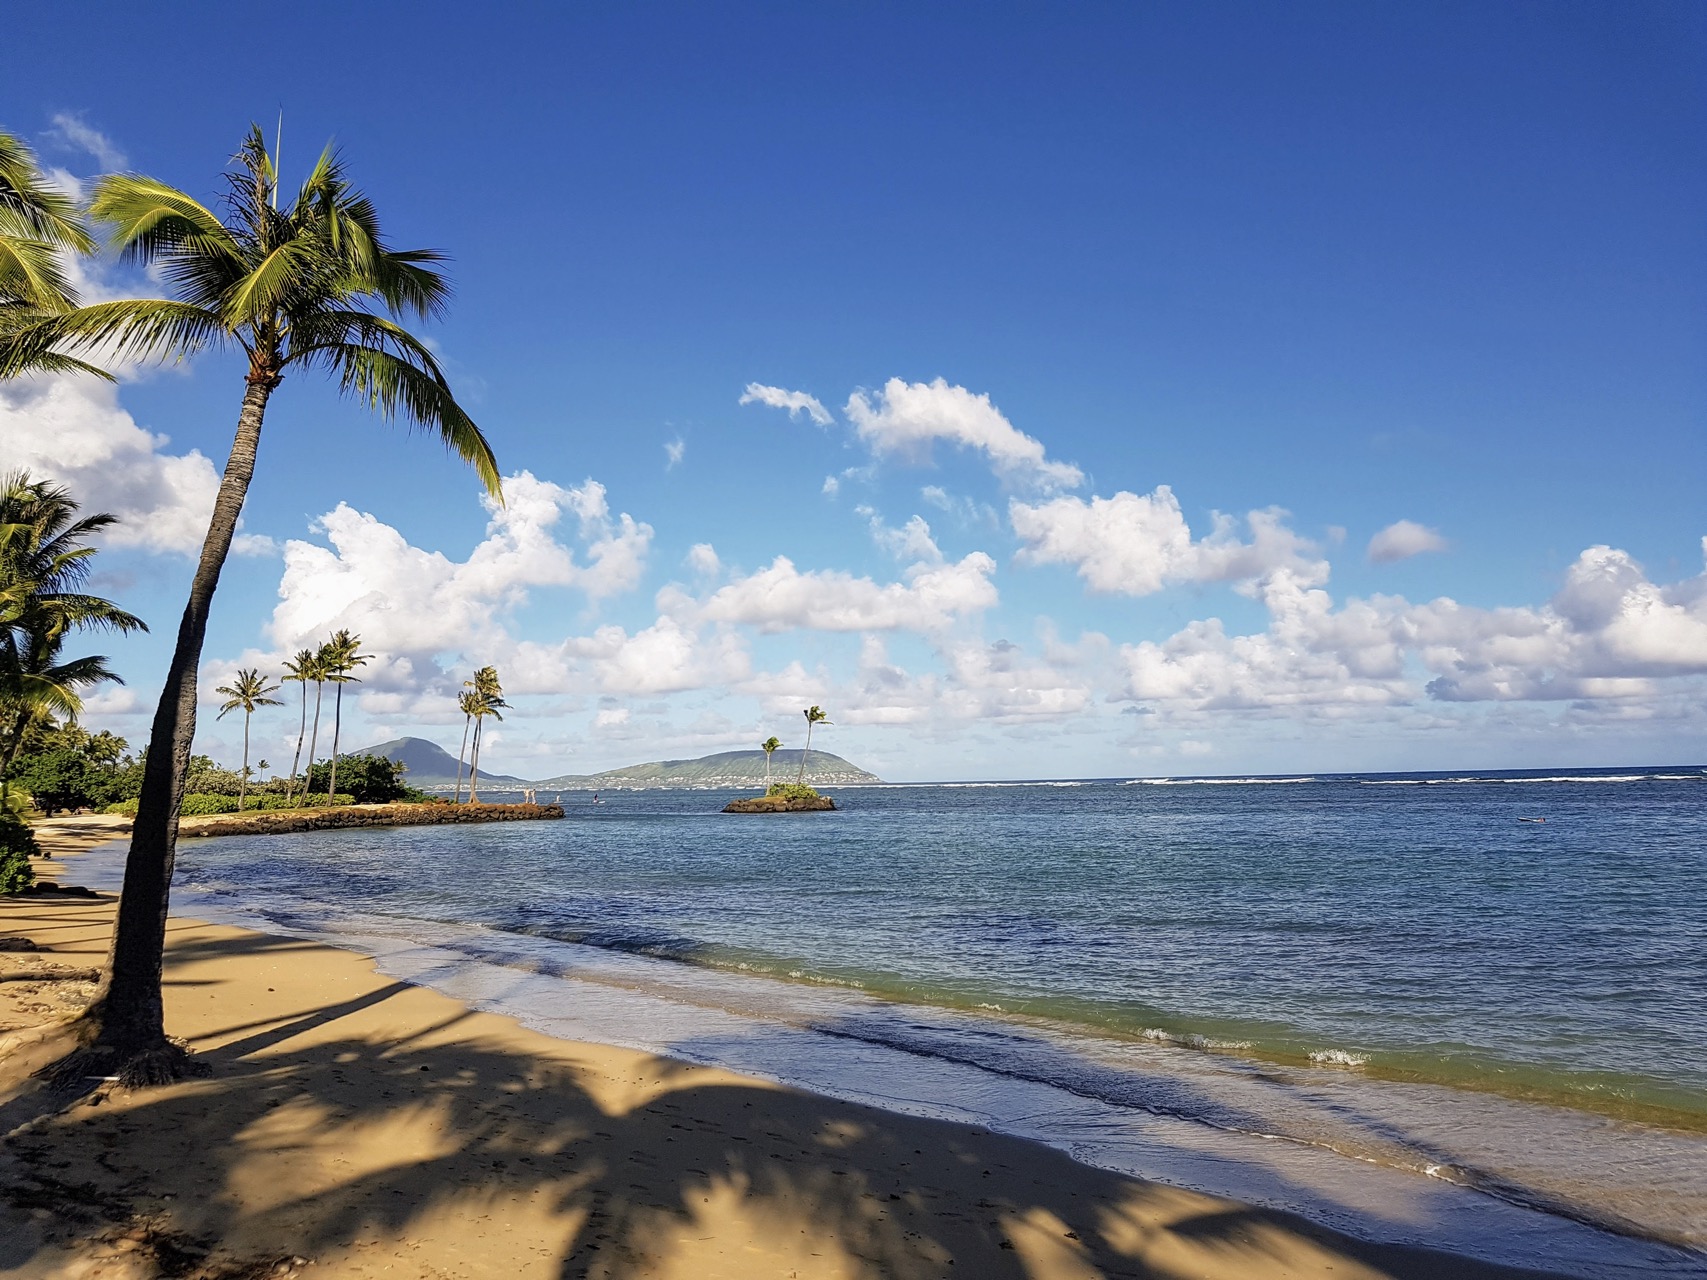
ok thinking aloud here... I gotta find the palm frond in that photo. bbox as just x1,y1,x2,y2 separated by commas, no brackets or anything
2,299,226,374
0,235,80,312
310,341,500,497
90,175,241,266
0,131,96,254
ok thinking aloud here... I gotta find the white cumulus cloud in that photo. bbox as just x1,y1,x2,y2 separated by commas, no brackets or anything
0,375,219,553
267,472,652,684
690,552,998,634
1117,540,1707,714
1368,519,1448,563
1011,486,1324,596
844,378,1082,491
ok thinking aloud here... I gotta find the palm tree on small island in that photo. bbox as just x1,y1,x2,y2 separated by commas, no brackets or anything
761,736,782,786
2,127,501,1083
465,666,507,804
795,706,830,785
214,668,281,812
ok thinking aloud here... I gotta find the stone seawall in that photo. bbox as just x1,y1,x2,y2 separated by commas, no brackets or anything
178,802,564,839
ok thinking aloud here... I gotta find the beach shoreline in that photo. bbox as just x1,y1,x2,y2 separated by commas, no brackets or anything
0,816,1598,1279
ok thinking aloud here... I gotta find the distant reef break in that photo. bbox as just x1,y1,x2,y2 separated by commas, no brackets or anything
351,739,882,792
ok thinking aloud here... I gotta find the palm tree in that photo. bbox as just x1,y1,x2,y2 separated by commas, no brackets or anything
465,666,507,804
454,688,479,803
0,473,145,805
795,706,830,785
6,128,501,1081
213,669,281,811
760,736,782,787
323,629,371,802
302,641,332,804
279,648,315,804
0,129,105,380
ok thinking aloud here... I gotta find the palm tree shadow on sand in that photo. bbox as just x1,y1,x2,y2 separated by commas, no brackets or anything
1,928,1563,1280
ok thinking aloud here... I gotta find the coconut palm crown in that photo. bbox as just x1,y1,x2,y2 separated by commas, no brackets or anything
20,128,501,1084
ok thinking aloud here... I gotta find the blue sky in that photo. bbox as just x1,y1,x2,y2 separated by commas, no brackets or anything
5,1,1705,780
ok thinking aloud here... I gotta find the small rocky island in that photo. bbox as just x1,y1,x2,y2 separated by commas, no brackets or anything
723,784,837,814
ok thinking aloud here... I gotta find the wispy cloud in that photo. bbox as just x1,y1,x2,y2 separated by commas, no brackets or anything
44,112,126,169
739,382,833,426
664,436,685,468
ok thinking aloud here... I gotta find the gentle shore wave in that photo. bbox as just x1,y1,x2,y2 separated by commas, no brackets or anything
65,832,1707,1278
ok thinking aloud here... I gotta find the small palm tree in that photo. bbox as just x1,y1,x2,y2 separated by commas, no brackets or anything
323,629,371,801
0,130,104,379
796,706,830,785
213,669,282,811
279,648,315,804
6,127,499,1082
302,642,333,804
760,736,782,787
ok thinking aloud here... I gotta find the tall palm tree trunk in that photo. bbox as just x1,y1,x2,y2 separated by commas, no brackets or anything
455,714,469,803
796,724,815,784
469,719,482,804
305,682,324,805
286,682,307,804
328,683,343,800
238,709,250,812
93,376,276,1078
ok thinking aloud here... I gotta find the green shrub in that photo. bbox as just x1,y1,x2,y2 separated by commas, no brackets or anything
764,782,822,801
14,749,100,816
0,813,39,895
103,792,357,818
305,755,413,804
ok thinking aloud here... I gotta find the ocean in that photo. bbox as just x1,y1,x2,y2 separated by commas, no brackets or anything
84,766,1707,1277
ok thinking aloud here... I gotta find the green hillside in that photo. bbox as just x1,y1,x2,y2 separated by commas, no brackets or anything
535,749,879,790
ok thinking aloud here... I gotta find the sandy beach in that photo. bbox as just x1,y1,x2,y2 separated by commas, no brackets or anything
0,818,1571,1279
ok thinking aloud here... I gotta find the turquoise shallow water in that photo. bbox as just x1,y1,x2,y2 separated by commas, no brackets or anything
158,767,1707,1271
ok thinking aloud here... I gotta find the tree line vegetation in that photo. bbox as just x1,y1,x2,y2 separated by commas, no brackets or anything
1,122,500,1082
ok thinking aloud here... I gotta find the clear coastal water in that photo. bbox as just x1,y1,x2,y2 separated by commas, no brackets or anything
121,767,1707,1276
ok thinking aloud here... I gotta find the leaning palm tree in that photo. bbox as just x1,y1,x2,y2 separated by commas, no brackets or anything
795,706,830,784
465,666,507,804
11,129,500,1083
0,129,105,379
213,668,281,811
454,688,479,803
323,629,371,802
279,648,315,804
760,736,782,787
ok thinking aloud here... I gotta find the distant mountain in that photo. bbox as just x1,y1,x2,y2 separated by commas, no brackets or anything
350,739,880,791
352,737,529,787
537,749,880,790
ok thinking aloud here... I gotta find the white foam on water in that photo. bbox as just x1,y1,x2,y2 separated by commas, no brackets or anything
1309,1048,1371,1067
